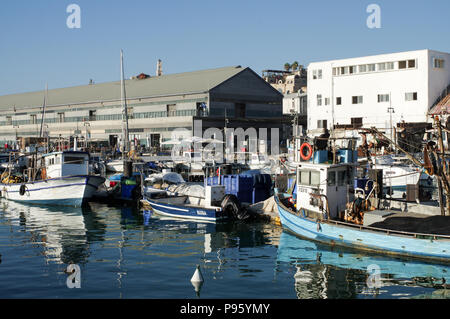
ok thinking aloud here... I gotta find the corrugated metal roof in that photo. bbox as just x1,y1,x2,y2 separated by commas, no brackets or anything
429,93,450,115
0,66,245,110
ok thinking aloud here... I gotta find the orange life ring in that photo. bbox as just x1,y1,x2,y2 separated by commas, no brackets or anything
41,168,47,180
299,143,313,161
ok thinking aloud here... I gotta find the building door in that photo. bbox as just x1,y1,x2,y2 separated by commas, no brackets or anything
150,134,160,148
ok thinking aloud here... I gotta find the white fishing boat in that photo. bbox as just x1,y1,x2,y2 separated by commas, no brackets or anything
0,151,105,207
371,155,432,196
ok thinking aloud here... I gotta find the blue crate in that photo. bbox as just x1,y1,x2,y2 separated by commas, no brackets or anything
313,150,328,164
121,184,136,199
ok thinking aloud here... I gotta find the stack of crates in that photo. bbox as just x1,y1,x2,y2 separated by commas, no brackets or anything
206,174,272,204
222,175,253,203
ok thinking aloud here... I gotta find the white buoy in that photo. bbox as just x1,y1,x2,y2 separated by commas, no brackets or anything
190,265,204,296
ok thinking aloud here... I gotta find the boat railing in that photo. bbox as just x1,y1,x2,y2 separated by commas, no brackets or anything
276,192,450,241
324,218,450,241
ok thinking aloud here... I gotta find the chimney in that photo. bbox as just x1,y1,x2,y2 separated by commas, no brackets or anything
156,59,162,76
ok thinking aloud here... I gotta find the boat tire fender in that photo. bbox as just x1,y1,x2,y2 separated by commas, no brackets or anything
221,194,242,220
19,184,27,196
300,143,313,161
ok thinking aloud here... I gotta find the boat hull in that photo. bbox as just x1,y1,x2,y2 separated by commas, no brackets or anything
141,196,227,223
275,191,450,263
0,175,105,207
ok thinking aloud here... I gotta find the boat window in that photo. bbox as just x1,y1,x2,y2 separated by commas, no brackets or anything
327,171,336,186
64,156,84,164
338,171,346,186
310,171,320,185
55,156,61,164
300,170,310,185
300,170,321,186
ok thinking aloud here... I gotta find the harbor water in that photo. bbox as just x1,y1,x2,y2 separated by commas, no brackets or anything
0,199,448,299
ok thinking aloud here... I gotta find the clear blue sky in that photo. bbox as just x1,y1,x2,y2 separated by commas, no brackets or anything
1,0,449,95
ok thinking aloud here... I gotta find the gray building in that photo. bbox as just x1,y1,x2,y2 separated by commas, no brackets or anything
0,66,285,150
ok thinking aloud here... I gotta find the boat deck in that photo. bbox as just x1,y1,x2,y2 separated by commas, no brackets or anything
369,212,450,236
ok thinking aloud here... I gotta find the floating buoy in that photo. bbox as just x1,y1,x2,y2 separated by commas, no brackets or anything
190,265,204,296
299,143,313,161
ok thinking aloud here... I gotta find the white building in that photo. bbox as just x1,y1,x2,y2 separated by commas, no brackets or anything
306,49,450,135
282,91,307,115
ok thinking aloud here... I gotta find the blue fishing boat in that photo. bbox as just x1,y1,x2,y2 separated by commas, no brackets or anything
274,157,450,265
140,184,246,223
141,195,227,222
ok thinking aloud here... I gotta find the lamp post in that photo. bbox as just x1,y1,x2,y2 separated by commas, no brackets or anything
84,122,90,151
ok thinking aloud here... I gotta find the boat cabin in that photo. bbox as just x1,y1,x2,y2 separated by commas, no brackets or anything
295,162,356,219
43,151,89,179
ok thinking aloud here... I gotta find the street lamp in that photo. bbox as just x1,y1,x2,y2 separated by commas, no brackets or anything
84,122,91,150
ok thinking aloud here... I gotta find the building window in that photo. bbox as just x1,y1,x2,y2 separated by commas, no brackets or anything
367,64,376,72
349,66,356,74
167,104,177,117
332,68,338,76
359,65,367,73
377,94,390,103
386,62,394,70
6,116,12,125
312,69,322,80
317,94,322,106
399,59,416,69
336,97,342,105
89,110,96,121
377,63,386,71
433,58,445,69
30,114,37,124
317,119,327,129
352,96,363,104
351,117,363,128
57,113,65,123
405,92,418,101
324,97,330,105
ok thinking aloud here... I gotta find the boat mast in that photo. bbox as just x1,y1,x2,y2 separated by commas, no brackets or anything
120,49,130,159
39,83,48,138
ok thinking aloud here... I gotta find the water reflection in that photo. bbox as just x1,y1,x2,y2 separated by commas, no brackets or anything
0,199,97,265
276,231,450,299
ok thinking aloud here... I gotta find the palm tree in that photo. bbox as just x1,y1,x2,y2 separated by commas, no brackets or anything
284,63,291,72
291,61,299,71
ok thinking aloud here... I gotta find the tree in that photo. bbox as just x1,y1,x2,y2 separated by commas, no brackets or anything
291,61,299,71
284,63,291,72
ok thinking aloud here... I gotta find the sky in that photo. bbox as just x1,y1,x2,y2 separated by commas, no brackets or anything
0,0,449,96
